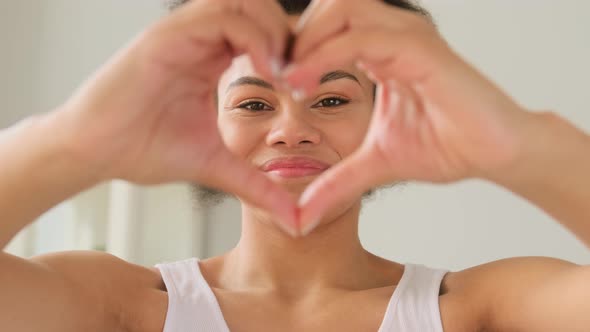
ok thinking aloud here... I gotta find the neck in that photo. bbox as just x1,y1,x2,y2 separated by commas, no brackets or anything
217,201,386,299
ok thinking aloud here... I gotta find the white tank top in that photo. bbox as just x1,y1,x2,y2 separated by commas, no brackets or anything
155,258,449,332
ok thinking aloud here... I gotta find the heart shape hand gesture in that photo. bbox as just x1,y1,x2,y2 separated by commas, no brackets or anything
57,0,533,237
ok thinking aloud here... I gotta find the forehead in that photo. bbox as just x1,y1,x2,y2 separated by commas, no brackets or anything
218,56,370,95
219,58,372,97
219,55,259,90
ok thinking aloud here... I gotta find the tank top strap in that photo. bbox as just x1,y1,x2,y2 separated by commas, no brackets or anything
155,258,229,332
378,263,449,332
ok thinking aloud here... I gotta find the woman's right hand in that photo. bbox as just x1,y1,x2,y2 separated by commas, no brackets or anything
52,0,298,232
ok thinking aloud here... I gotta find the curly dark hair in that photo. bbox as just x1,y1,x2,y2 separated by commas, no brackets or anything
165,0,431,19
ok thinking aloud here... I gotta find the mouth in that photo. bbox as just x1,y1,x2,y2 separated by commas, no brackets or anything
261,156,331,179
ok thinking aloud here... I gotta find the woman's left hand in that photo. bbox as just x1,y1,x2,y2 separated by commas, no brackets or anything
283,0,537,235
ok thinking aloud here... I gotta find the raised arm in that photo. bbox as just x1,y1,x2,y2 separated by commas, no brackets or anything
283,2,589,330
288,0,590,248
0,114,122,331
487,112,590,248
476,112,590,331
0,114,98,249
1,0,297,330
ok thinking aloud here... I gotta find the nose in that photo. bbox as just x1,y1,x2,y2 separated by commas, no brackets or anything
266,106,321,148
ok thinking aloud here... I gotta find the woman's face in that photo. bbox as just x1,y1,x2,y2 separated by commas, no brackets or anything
217,55,375,201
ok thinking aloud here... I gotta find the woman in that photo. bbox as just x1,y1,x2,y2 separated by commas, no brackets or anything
1,0,588,331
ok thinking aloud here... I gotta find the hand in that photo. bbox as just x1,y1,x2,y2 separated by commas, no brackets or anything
53,0,298,233
283,0,533,234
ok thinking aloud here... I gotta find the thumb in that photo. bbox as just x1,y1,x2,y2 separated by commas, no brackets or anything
298,150,378,236
206,150,299,237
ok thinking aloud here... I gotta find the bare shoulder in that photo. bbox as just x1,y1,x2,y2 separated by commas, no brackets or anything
440,256,584,331
32,250,168,332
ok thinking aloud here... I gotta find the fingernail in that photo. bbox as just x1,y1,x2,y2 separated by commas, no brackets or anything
291,88,306,102
298,189,313,208
270,57,283,79
278,207,300,238
277,79,293,93
285,225,300,238
282,61,296,74
301,219,321,237
276,217,299,238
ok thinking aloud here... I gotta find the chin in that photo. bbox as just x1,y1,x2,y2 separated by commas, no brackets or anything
283,184,308,201
266,172,317,187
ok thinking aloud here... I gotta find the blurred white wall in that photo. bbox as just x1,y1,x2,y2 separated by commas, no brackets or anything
1,1,46,257
2,1,589,270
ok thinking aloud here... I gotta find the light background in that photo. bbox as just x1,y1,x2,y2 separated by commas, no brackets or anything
1,1,589,270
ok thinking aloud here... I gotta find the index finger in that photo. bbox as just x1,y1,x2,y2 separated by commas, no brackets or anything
207,149,300,237
237,0,292,62
298,150,377,236
292,0,405,62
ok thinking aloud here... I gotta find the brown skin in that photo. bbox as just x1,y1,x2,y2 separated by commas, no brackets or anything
1,0,589,331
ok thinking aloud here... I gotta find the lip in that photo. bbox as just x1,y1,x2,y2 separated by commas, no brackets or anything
261,156,331,178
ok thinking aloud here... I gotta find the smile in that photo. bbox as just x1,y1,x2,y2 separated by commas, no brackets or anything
261,157,331,178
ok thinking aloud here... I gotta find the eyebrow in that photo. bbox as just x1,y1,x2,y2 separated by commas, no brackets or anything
226,70,361,92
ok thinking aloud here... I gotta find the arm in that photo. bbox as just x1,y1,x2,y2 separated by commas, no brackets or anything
1,251,131,332
280,1,590,329
436,113,590,330
461,256,590,332
1,0,295,329
0,114,166,332
0,113,122,331
486,111,590,249
490,112,590,330
0,112,100,249
473,113,590,331
282,0,590,243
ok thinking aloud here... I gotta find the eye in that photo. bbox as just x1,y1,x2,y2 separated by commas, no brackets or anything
313,97,350,108
236,101,273,112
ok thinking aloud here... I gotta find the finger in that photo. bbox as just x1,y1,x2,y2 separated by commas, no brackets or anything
207,149,299,237
163,9,276,79
219,14,276,79
187,0,292,71
291,0,349,62
237,0,292,62
298,150,379,236
293,0,322,34
292,0,406,62
299,83,411,235
283,27,435,96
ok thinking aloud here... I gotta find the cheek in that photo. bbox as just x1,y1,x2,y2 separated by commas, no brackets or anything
217,117,264,158
325,112,372,157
